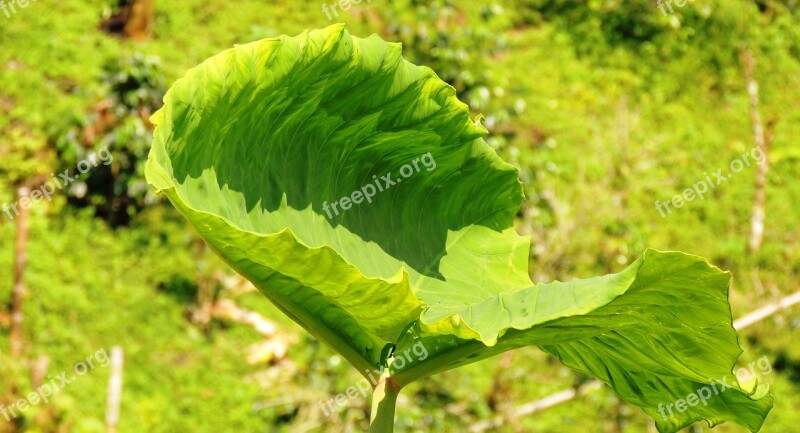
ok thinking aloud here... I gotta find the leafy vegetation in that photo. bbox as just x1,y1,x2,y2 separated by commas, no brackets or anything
146,25,774,432
0,1,798,432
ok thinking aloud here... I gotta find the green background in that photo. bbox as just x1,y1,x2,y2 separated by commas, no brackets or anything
0,0,798,432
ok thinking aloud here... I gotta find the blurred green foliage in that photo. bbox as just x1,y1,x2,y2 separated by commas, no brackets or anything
57,53,166,225
0,0,797,432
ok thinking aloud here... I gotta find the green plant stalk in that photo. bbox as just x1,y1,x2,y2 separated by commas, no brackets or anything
370,376,401,433
393,340,488,387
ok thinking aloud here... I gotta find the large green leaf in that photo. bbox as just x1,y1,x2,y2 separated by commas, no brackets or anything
393,250,772,432
146,24,772,432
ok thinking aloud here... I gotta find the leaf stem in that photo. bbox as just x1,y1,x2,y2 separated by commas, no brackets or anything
393,339,488,387
370,375,401,433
